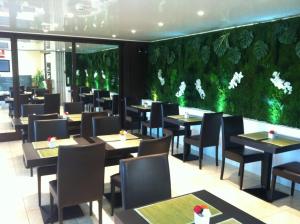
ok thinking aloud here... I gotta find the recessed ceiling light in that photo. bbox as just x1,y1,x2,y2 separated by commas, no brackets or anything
43,29,48,33
62,48,65,51
68,46,72,49
92,23,97,28
131,29,136,34
76,44,80,48
158,22,164,27
112,34,117,38
197,10,205,16
66,12,74,18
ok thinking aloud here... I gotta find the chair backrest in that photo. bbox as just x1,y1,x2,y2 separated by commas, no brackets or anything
79,86,91,94
64,102,83,114
120,154,171,210
98,90,110,98
149,102,163,128
33,88,46,96
138,135,171,156
222,116,245,151
44,93,60,114
34,119,69,141
21,104,44,117
111,95,119,115
19,86,25,93
28,113,59,142
19,94,30,105
80,112,108,138
124,96,141,118
57,143,106,207
92,116,121,137
200,112,223,147
161,103,180,129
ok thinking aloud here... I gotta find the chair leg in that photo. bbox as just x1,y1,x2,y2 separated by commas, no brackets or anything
291,181,295,196
38,174,41,206
239,162,245,190
199,147,203,169
30,167,33,177
176,135,179,148
98,199,103,224
149,128,152,137
238,164,242,176
58,207,63,224
157,128,159,138
220,157,225,180
110,180,115,216
271,174,277,200
171,136,174,155
215,145,219,166
50,193,54,224
89,201,93,216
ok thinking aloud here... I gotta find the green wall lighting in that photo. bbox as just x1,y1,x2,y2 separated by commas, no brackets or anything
216,89,226,112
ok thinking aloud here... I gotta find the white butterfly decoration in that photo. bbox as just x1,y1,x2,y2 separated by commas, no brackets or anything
175,81,186,98
76,70,80,76
228,72,244,89
195,79,206,99
94,71,98,78
101,70,106,79
85,69,88,77
157,69,165,86
270,71,292,95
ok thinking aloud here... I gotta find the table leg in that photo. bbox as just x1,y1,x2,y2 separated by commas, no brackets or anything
261,152,273,189
141,112,147,135
183,126,191,161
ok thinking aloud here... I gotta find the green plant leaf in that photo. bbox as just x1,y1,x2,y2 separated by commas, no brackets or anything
253,40,268,60
239,29,253,49
278,26,297,44
227,47,241,64
213,33,230,57
167,51,175,65
200,45,210,64
149,47,160,64
295,41,300,59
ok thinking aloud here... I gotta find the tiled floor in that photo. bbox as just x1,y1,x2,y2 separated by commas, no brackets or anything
0,140,300,224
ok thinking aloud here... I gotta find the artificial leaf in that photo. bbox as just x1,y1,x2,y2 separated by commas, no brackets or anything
213,33,230,57
295,41,300,59
227,47,241,64
200,45,210,64
253,40,268,60
239,29,253,49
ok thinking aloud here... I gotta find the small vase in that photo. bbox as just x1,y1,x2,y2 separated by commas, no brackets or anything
48,141,56,149
184,112,190,119
268,133,275,139
119,135,127,141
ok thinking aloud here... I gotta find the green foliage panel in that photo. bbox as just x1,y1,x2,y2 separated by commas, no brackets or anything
147,17,300,128
65,48,119,92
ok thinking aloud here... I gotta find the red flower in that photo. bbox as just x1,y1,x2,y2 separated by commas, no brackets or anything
64,112,69,115
194,205,208,214
269,130,275,134
47,136,52,142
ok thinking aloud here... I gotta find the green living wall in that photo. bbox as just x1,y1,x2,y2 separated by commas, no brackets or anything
147,16,300,128
66,48,119,92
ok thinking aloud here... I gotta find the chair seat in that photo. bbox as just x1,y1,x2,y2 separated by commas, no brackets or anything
111,173,121,187
49,179,58,197
163,126,185,136
273,162,300,176
184,135,201,146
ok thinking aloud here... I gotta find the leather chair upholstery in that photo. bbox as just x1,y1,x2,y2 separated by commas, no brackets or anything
44,94,60,114
124,96,141,131
80,112,108,138
161,103,185,154
33,88,46,96
220,116,264,189
21,104,44,117
110,135,171,215
92,116,121,137
141,102,163,138
64,102,84,114
120,154,171,210
49,143,106,224
184,112,223,169
34,119,69,141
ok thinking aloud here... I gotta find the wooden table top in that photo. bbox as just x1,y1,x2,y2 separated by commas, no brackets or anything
231,132,300,154
126,105,151,113
164,114,202,126
114,190,265,224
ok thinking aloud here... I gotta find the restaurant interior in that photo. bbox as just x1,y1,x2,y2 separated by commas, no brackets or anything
0,0,300,224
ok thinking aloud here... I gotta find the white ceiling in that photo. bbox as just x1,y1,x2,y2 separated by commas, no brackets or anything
0,0,299,42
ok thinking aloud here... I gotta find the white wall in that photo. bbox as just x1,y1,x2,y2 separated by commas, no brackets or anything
18,51,44,76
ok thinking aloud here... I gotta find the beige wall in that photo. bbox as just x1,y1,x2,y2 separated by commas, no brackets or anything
18,51,44,76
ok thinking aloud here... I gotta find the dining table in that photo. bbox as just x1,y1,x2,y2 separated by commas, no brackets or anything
231,131,300,202
126,105,152,135
163,114,202,162
114,190,265,224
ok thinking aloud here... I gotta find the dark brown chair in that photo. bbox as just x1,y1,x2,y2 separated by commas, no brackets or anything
124,96,141,131
120,154,171,210
220,116,264,189
271,162,300,199
95,90,110,110
44,93,60,114
33,118,69,207
19,93,30,105
79,87,92,111
92,116,121,137
49,143,106,224
110,135,171,215
21,104,44,117
33,88,46,96
80,112,108,138
141,102,163,138
105,95,119,116
64,102,84,114
162,103,185,155
184,112,223,169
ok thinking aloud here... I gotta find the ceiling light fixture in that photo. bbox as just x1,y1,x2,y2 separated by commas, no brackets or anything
92,23,97,28
76,44,80,48
43,29,48,33
112,34,117,38
197,10,205,16
158,22,164,27
69,46,72,49
66,12,74,18
131,29,136,34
